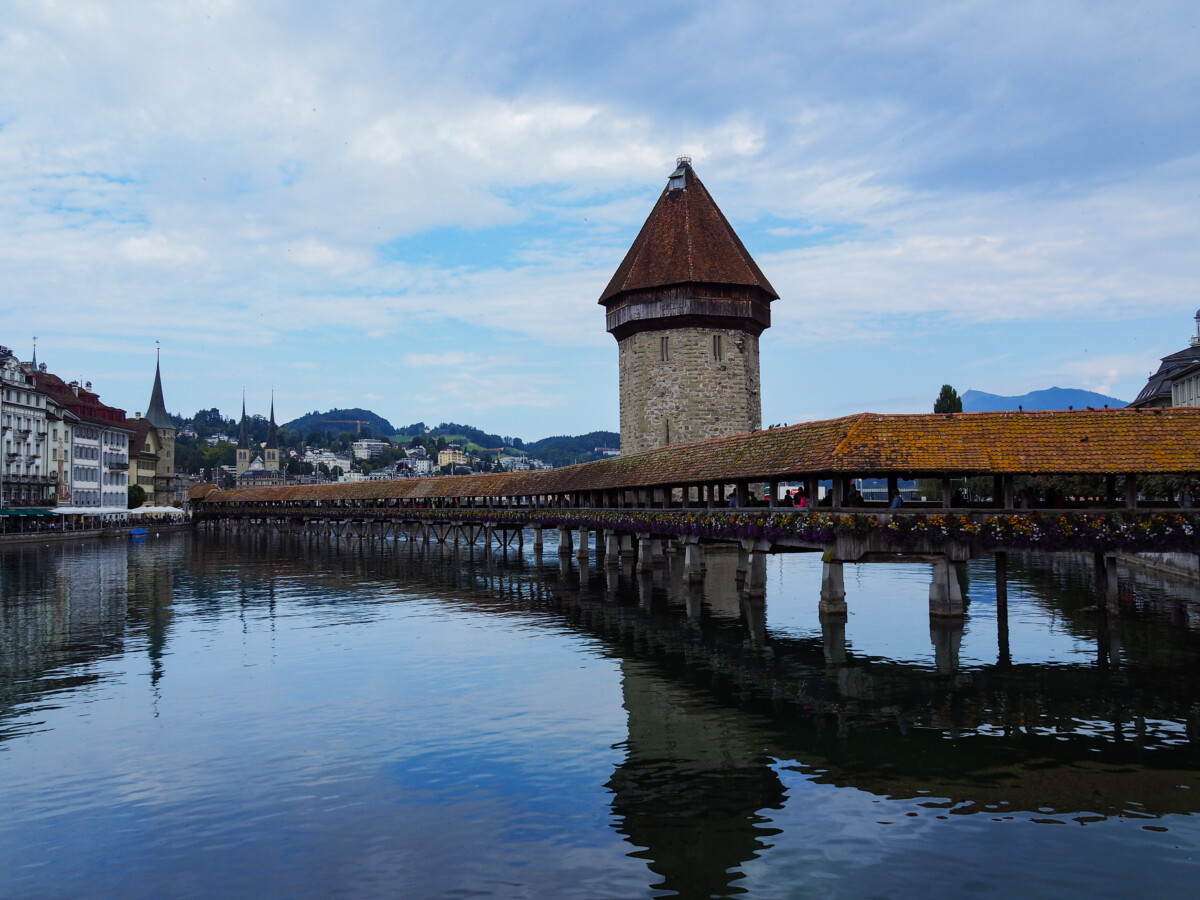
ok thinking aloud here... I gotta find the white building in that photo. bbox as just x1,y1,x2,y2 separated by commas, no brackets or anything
404,457,433,476
1,347,55,507
352,439,391,460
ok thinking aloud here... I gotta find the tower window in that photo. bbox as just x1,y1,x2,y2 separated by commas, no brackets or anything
713,334,723,361
660,336,670,362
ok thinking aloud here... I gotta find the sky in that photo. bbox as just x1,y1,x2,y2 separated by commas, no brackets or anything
3,1,1199,441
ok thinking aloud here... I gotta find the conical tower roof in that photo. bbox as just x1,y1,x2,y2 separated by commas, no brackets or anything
265,393,278,450
145,349,174,430
599,159,778,304
237,394,250,450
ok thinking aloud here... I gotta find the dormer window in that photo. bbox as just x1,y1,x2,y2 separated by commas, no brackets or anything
667,156,690,191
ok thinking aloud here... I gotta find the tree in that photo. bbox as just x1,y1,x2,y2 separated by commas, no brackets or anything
934,384,963,414
128,484,147,509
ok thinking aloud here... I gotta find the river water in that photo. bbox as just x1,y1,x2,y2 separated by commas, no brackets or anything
1,532,1197,898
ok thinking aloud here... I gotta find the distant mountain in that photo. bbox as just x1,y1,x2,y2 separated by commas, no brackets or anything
962,387,1128,412
282,408,398,438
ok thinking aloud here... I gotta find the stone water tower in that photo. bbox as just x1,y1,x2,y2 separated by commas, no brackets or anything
600,158,777,455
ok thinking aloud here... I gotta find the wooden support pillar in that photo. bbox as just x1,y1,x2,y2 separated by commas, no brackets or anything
888,475,900,506
806,476,820,508
736,480,749,508
1106,474,1117,507
1003,475,1014,510
941,476,953,509
830,479,843,508
1124,474,1138,510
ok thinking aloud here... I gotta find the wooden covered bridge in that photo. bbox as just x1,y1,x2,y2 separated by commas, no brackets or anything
192,408,1200,618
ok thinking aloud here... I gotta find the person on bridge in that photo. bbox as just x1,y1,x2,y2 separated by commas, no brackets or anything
1180,485,1194,508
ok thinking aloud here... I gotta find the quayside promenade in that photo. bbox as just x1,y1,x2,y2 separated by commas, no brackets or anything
192,408,1200,622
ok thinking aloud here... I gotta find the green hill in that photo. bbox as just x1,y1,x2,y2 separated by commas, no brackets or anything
282,408,397,438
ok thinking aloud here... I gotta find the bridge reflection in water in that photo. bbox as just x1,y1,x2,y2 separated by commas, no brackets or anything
3,531,1199,896
223,533,1199,864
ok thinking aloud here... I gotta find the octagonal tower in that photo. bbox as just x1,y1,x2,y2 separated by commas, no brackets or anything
600,158,778,456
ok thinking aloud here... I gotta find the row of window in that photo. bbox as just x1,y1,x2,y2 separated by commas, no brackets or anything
657,334,728,363
2,388,44,407
1173,373,1200,406
74,466,99,484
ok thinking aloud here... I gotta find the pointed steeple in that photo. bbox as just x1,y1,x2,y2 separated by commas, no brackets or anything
599,158,778,306
31,336,37,369
265,391,278,450
237,392,250,450
145,344,174,429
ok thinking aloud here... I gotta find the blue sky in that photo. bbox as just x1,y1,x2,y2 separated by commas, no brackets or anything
2,1,1199,439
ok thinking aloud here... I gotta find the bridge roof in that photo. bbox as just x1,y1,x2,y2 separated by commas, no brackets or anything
200,408,1200,505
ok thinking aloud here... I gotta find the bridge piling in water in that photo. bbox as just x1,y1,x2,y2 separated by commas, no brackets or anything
929,558,964,618
819,562,847,620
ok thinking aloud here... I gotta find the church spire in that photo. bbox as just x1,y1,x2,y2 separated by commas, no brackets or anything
237,392,250,450
145,342,174,429
265,391,278,450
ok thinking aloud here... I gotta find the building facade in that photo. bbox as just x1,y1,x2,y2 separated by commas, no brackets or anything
34,370,132,510
1,347,56,507
599,158,777,456
1130,310,1200,408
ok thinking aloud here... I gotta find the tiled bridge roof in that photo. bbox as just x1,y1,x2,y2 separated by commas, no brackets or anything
197,408,1200,506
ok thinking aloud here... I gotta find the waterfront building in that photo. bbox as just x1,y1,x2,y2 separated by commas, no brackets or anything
599,157,777,456
46,396,79,505
1130,310,1200,408
127,415,162,504
7,351,132,510
0,346,56,507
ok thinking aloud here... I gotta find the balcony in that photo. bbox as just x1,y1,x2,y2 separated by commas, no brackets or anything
107,460,129,471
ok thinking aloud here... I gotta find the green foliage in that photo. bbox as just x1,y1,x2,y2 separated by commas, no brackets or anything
934,384,963,414
523,431,620,467
281,408,397,438
128,484,147,509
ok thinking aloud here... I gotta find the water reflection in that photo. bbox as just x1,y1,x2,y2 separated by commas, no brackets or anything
1,532,1198,897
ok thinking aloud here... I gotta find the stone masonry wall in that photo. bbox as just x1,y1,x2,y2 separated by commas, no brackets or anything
618,327,761,456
